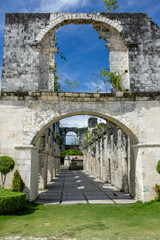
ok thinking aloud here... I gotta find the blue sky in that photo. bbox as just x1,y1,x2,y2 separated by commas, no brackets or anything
0,0,160,92
0,0,160,129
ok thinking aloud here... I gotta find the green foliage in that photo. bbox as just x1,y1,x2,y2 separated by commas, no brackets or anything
50,35,81,92
156,160,160,174
103,0,118,12
56,133,63,145
71,137,78,145
64,79,81,91
0,189,26,214
12,170,25,192
0,156,15,189
83,130,95,147
0,156,15,175
91,68,123,92
61,149,83,160
50,64,61,92
153,184,160,200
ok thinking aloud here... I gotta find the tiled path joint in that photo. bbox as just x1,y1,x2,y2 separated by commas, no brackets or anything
38,170,137,205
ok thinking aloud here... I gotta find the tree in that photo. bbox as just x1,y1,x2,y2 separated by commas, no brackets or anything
103,0,118,12
12,170,25,192
0,156,15,188
61,149,83,160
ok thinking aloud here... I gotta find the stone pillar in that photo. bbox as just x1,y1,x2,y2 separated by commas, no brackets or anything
14,145,39,200
133,143,160,202
38,153,46,189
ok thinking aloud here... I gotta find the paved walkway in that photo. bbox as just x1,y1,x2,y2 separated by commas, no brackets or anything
37,170,137,205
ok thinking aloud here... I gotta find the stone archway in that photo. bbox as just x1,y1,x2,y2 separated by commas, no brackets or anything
1,92,160,201
36,13,129,91
1,13,160,203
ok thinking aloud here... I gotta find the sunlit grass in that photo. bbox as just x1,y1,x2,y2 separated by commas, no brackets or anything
0,200,160,240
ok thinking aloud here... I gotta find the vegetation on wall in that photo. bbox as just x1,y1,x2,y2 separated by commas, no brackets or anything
154,160,160,200
50,36,81,92
83,130,96,147
0,156,15,189
56,133,63,145
91,68,124,92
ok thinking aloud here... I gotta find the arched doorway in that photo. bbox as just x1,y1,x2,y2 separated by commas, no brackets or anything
28,111,139,201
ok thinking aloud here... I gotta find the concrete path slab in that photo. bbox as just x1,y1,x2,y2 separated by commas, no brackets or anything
37,170,137,205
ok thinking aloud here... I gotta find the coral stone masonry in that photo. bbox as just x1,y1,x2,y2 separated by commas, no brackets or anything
0,13,160,202
1,13,160,92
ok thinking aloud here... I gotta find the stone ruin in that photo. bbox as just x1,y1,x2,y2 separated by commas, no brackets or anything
0,13,160,202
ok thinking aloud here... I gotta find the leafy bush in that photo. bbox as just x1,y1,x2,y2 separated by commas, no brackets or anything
12,170,25,192
156,160,160,174
0,189,26,214
61,149,83,160
153,184,160,200
0,156,15,188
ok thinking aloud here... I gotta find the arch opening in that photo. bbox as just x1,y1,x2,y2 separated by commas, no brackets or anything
38,15,130,93
31,112,138,203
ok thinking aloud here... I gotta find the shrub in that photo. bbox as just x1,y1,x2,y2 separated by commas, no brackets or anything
0,156,15,188
153,184,160,200
0,189,26,214
12,170,25,192
61,149,83,160
156,160,160,174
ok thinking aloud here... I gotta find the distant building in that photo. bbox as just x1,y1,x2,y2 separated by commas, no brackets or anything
64,155,83,170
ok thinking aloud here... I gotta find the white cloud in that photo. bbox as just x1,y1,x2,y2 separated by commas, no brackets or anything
37,0,87,13
60,115,106,128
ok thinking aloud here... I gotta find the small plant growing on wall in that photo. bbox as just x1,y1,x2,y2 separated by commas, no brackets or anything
0,156,15,188
91,68,124,92
154,160,160,200
56,133,63,145
12,170,25,192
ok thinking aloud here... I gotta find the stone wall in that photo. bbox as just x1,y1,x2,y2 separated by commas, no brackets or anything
37,123,60,190
1,13,160,92
59,126,86,152
1,92,160,201
83,122,135,197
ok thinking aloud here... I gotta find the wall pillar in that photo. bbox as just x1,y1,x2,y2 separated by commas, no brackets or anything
14,145,38,200
133,143,160,202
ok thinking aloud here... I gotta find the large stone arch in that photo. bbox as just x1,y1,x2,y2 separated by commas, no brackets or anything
35,13,129,91
35,13,123,44
1,92,160,201
30,111,139,146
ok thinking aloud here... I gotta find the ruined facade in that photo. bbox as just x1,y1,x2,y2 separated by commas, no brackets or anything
0,13,160,202
83,120,135,197
59,127,86,152
1,13,160,92
37,123,60,190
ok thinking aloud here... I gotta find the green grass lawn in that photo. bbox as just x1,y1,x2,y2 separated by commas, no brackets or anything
0,200,160,240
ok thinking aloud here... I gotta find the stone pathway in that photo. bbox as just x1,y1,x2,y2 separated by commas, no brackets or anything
37,170,137,205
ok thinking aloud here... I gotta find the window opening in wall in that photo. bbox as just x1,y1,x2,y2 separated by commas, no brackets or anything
66,132,77,145
55,24,110,93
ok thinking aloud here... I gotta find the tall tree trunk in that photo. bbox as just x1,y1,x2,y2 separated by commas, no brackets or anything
1,174,6,189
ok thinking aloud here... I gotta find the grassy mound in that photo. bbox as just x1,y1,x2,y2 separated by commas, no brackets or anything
0,189,26,215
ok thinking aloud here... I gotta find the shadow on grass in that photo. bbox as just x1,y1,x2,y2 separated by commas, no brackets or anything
10,200,41,216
